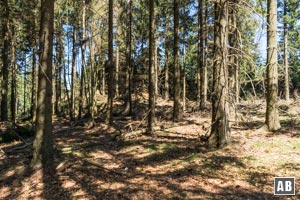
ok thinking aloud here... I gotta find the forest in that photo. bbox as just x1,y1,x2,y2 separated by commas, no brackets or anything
1,0,300,199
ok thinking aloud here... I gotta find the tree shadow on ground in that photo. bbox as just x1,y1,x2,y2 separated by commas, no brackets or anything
41,155,72,200
2,115,297,199
47,121,284,199
277,119,300,137
232,121,265,130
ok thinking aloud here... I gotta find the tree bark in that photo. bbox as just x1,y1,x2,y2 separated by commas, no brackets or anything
79,0,87,119
32,0,54,167
203,0,208,104
147,0,156,134
23,55,27,115
89,24,96,118
173,0,183,122
182,43,186,111
115,46,120,98
123,0,133,115
11,26,17,123
266,0,281,131
154,40,159,99
106,0,114,124
283,0,290,102
198,0,205,109
71,26,77,120
209,0,230,148
228,0,239,114
54,24,63,116
1,0,9,121
31,41,38,124
164,17,169,100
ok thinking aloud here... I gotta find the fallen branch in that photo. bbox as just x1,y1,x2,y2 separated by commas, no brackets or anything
120,121,191,140
121,126,162,139
56,161,70,173
81,158,128,177
5,141,33,154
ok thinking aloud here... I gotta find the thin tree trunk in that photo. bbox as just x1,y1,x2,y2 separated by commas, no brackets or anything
209,0,230,148
198,0,204,109
173,0,182,121
11,26,17,123
203,0,208,103
63,52,71,116
123,0,133,115
266,0,281,131
164,18,169,100
106,0,114,124
283,0,290,102
101,63,105,95
32,0,54,167
23,56,27,115
31,41,38,123
71,26,77,120
55,25,63,115
154,40,159,99
1,0,9,121
228,0,239,114
147,0,155,134
90,25,96,118
79,0,87,119
115,46,120,98
234,0,240,104
182,43,186,111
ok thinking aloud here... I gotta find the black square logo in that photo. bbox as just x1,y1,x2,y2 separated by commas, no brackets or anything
274,177,295,195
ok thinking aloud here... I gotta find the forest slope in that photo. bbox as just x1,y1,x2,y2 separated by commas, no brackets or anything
1,100,300,199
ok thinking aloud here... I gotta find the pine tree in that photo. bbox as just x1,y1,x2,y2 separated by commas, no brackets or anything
1,0,9,121
32,0,54,167
209,0,230,148
106,0,114,124
266,0,281,131
173,0,182,121
147,0,155,134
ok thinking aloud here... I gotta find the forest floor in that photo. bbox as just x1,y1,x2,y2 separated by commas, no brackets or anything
1,98,300,200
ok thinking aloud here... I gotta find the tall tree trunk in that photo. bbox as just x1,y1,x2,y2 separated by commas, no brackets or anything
11,26,17,123
147,0,155,134
32,0,54,167
31,41,38,124
173,0,182,121
182,43,186,111
23,56,27,115
97,35,105,95
63,51,71,116
89,24,96,118
266,0,281,131
283,0,289,102
203,0,208,103
106,0,114,124
1,0,9,121
55,25,63,115
164,18,169,100
71,26,77,120
123,0,133,115
228,0,239,114
233,1,240,105
198,0,205,109
209,0,230,148
79,0,87,119
115,46,120,98
154,40,159,99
